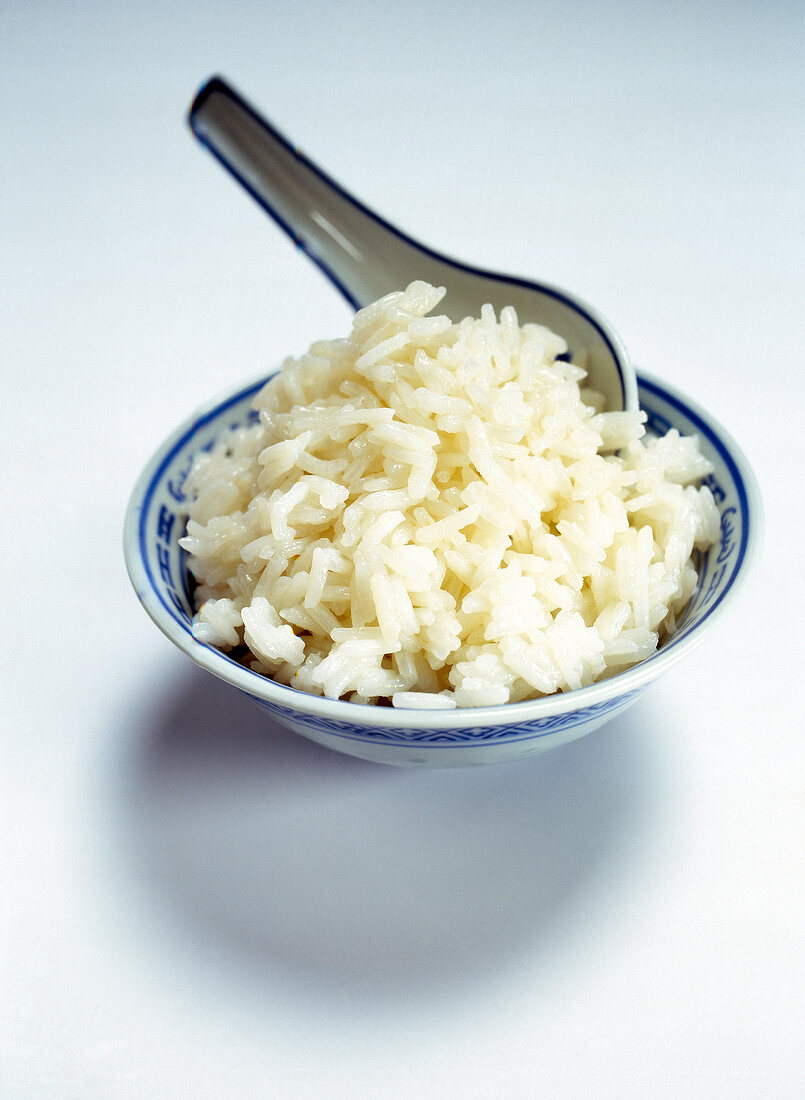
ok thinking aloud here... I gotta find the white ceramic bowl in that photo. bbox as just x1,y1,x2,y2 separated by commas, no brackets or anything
124,370,761,767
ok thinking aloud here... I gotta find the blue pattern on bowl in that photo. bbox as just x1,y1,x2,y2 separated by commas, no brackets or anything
245,687,646,746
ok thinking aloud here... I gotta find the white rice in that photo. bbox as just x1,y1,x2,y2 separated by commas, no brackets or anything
179,282,718,707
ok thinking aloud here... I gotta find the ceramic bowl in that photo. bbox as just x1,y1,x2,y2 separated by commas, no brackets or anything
124,370,761,767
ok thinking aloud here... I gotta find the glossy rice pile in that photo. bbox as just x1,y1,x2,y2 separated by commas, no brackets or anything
179,281,718,707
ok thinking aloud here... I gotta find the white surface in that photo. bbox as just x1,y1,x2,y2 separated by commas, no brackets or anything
3,1,802,1096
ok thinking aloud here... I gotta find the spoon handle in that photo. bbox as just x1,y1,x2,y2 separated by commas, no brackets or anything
189,76,430,308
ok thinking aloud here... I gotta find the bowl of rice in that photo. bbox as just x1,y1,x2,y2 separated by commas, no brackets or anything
125,283,761,766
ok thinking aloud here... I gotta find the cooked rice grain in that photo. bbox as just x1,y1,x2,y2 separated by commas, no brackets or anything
179,282,718,707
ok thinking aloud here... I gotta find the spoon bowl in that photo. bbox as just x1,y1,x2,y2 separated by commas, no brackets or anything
188,76,637,413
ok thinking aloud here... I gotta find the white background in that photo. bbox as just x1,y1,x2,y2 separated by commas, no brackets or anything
3,1,803,1096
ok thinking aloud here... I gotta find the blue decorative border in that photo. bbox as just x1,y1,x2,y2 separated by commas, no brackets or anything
636,376,751,645
137,379,266,636
245,686,646,746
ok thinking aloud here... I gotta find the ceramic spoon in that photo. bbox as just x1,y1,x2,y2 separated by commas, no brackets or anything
188,76,637,412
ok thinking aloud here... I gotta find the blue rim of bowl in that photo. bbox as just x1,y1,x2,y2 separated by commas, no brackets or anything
124,370,762,731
